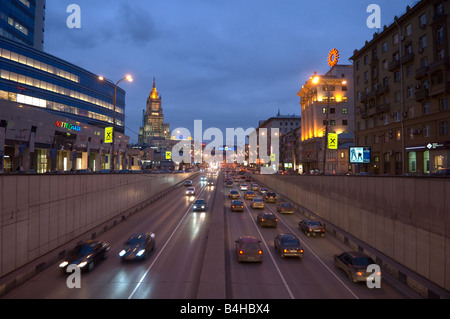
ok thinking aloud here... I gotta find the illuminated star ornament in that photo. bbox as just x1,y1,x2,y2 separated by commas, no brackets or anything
328,48,339,67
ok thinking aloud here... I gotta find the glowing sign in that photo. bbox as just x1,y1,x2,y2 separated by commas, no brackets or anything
55,121,81,132
104,127,113,143
327,133,338,149
328,48,339,67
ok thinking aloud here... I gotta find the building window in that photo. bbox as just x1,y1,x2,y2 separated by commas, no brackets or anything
382,41,388,53
423,124,430,137
342,108,348,114
393,33,399,45
441,97,448,111
407,86,414,98
419,35,427,50
396,130,401,141
439,121,448,135
437,27,445,46
330,120,336,126
406,24,412,36
423,102,430,115
419,13,427,28
342,119,348,126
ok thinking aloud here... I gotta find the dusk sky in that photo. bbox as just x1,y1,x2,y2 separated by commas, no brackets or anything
43,0,417,143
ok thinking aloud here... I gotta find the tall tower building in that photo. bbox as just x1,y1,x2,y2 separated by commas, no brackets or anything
139,78,170,145
0,0,46,51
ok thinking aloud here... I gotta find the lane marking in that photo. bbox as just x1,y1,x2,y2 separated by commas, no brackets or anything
240,196,295,299
127,181,207,299
264,202,359,299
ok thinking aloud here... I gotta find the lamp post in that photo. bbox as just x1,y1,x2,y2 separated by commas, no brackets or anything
311,75,346,174
98,74,133,171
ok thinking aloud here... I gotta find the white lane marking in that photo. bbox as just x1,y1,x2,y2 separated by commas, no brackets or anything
241,198,295,299
264,202,359,299
127,182,207,299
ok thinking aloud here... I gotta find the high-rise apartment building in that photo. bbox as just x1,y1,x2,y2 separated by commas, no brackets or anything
0,0,46,51
350,0,449,175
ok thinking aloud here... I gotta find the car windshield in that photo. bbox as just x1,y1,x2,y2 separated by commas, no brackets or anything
281,236,299,245
282,203,292,207
353,257,375,266
254,199,263,202
233,201,243,205
194,200,205,204
310,221,321,226
127,236,145,245
70,244,95,256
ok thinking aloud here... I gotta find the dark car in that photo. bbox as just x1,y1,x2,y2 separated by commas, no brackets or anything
200,176,207,181
235,236,263,263
277,202,294,214
256,212,278,227
193,199,207,212
299,219,325,237
264,192,277,203
225,180,234,188
229,190,239,199
119,233,156,261
59,240,110,272
334,251,381,283
231,200,244,212
274,234,304,258
207,179,214,186
184,180,193,186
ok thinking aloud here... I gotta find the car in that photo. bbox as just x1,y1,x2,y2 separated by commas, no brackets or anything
259,188,268,195
274,234,304,258
184,180,193,186
119,233,156,261
59,240,110,272
193,199,207,212
251,198,265,209
207,179,214,186
225,180,233,188
264,192,277,203
230,200,244,212
299,219,325,237
229,190,239,199
257,212,278,227
277,202,294,214
334,251,380,283
200,176,207,181
185,187,196,196
240,184,248,191
252,184,260,191
244,191,255,200
235,236,263,263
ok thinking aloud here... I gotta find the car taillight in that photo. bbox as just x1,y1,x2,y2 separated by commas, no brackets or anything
258,250,263,255
309,228,312,232
239,250,244,255
299,249,303,253
356,271,363,276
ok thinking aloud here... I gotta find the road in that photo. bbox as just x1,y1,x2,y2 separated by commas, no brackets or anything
2,169,422,300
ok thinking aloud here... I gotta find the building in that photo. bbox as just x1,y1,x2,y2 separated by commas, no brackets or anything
0,0,46,51
279,126,302,173
249,110,301,170
297,64,355,174
0,35,130,172
138,78,170,145
350,0,450,175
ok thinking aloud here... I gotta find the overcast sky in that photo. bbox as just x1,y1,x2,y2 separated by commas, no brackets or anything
43,0,417,143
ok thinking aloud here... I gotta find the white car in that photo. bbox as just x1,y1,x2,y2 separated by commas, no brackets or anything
185,187,196,196
240,184,248,191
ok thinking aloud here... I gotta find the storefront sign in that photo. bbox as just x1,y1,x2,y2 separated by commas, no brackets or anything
104,127,113,143
55,121,81,132
328,133,338,149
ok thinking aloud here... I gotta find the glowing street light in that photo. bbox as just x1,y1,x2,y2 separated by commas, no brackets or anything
98,74,133,171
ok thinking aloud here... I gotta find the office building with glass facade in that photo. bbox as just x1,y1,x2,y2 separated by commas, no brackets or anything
0,36,129,173
0,0,45,51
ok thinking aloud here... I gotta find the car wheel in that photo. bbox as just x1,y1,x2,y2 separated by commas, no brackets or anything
88,261,94,272
349,271,357,283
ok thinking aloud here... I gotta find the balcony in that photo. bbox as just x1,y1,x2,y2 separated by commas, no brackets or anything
415,88,430,101
415,66,429,79
378,85,390,95
376,103,390,114
429,82,450,97
400,53,414,65
388,59,400,71
429,57,450,72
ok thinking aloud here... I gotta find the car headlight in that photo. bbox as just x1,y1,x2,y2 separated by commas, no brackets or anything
59,261,69,268
78,261,87,268
119,250,126,257
137,250,145,257
193,205,197,209
201,206,205,208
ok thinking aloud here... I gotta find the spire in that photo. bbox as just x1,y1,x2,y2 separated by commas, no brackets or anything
150,76,159,99
277,108,280,117
153,77,156,88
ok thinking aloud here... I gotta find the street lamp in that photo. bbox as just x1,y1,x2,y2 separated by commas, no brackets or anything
98,74,133,171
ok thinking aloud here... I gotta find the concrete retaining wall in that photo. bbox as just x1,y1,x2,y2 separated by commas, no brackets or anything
252,174,450,297
0,172,196,293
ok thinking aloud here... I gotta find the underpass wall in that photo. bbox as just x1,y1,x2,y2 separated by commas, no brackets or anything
0,172,195,292
252,174,450,296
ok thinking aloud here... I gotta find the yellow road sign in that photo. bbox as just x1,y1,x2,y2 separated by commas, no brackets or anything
166,151,172,159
